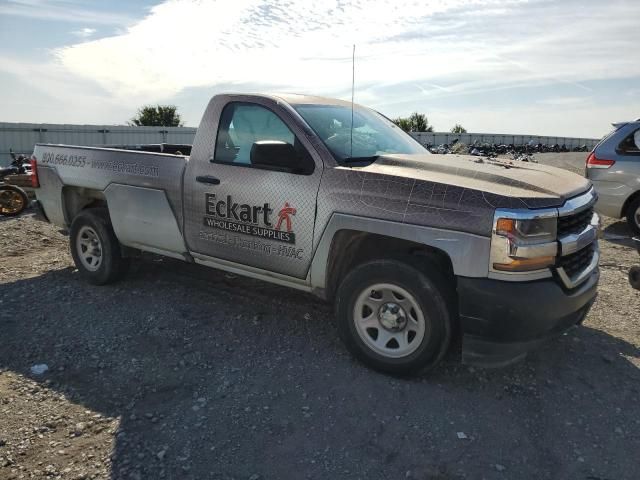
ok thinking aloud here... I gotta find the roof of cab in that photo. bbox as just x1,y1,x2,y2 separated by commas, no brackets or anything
271,93,357,108
216,92,364,109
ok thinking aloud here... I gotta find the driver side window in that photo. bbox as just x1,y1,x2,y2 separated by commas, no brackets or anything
214,103,296,164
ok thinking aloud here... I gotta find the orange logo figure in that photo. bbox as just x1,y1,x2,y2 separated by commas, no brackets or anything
275,202,296,232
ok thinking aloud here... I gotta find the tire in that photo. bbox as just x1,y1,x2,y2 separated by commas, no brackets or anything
630,266,640,291
626,196,640,236
335,258,453,375
0,185,28,217
69,208,130,285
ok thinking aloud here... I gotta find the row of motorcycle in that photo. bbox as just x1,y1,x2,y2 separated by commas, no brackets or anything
426,141,591,158
0,150,32,216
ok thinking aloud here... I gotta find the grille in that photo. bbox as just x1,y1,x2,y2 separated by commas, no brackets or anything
558,206,593,236
558,243,595,278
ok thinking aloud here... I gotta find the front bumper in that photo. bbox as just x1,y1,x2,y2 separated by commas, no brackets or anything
457,269,599,367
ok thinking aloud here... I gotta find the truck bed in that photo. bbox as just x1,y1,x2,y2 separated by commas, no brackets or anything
33,143,189,258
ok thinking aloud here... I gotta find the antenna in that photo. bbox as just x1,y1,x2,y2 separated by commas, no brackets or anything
350,44,355,160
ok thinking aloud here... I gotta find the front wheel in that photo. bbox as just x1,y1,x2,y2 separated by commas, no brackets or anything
0,185,28,216
335,259,453,375
69,208,129,285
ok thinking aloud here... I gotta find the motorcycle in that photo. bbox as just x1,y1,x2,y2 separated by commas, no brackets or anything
0,149,31,217
630,238,640,290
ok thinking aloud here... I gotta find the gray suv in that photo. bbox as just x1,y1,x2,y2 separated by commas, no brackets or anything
587,119,640,234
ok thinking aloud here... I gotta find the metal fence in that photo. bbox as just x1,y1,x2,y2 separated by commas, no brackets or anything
0,122,197,166
0,122,600,166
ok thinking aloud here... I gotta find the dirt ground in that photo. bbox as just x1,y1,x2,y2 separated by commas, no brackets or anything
1,153,639,480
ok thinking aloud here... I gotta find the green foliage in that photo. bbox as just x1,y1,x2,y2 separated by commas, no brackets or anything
393,117,412,132
129,105,183,127
450,124,467,134
393,112,434,132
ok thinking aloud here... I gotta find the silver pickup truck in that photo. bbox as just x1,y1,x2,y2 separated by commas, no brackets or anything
30,93,599,374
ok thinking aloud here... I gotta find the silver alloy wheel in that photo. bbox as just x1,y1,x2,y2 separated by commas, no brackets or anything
353,283,427,358
635,205,640,229
76,225,103,272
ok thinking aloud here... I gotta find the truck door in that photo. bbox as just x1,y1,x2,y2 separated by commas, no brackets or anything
184,101,323,279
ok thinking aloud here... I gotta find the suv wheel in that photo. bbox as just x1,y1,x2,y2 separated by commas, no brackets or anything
335,259,452,375
70,208,130,285
626,196,640,236
630,266,640,291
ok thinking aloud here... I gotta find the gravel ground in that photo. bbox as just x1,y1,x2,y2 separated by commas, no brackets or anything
1,153,639,480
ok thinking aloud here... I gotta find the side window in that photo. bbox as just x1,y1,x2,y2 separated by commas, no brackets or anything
618,128,640,155
214,102,314,173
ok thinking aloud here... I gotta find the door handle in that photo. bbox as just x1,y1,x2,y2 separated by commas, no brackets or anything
196,175,221,185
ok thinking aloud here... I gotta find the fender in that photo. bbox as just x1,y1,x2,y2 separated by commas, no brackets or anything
309,213,491,293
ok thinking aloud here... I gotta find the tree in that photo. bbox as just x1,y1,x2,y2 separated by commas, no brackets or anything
450,124,467,134
129,105,183,127
393,112,434,132
393,117,412,132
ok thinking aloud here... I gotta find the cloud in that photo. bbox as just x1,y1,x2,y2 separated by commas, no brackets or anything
51,0,640,110
2,0,639,136
536,97,589,107
71,27,97,38
0,53,128,124
53,0,526,101
0,0,135,25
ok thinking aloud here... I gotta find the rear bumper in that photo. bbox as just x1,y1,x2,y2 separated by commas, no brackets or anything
457,269,599,367
590,179,633,218
30,199,49,222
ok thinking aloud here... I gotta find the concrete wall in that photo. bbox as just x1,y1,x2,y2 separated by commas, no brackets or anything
0,122,600,166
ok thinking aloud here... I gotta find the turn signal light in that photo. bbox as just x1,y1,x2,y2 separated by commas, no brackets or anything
493,256,555,272
586,152,615,169
496,218,515,237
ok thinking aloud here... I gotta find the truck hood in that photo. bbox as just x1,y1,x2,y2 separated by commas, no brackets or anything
355,153,590,207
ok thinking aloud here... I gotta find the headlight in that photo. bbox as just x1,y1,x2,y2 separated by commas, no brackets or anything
490,211,558,274
495,217,557,242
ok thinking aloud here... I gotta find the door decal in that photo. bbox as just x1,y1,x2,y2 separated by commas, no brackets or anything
202,193,297,244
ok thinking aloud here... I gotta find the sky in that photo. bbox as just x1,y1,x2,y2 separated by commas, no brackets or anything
0,0,638,137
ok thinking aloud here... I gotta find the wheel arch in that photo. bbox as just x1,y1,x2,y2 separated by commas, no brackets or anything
61,186,107,226
622,189,640,219
309,213,490,300
327,230,455,300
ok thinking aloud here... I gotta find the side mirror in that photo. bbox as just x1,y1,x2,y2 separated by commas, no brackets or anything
250,141,313,174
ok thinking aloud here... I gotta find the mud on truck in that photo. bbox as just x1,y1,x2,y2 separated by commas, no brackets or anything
30,94,600,374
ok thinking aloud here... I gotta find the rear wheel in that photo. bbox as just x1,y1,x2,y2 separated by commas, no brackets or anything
70,208,129,285
626,196,640,236
335,259,452,375
0,185,28,216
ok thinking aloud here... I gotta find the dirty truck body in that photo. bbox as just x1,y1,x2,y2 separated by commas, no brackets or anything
31,93,600,374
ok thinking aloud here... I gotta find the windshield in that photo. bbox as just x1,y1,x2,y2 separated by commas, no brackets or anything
294,104,428,162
